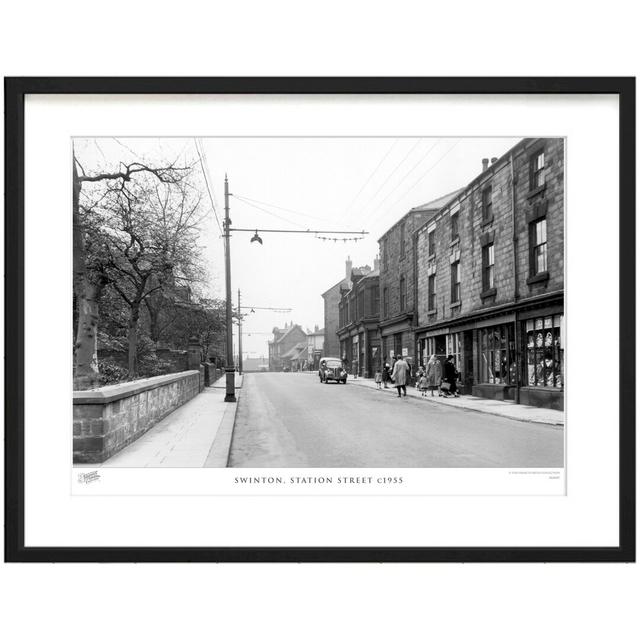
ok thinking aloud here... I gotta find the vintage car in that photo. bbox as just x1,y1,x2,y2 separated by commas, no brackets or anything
318,357,347,384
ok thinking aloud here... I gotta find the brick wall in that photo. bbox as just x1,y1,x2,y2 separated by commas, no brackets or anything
73,371,201,463
416,138,564,327
379,210,435,321
322,281,344,357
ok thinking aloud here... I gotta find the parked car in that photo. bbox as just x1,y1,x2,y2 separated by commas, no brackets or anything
318,357,347,384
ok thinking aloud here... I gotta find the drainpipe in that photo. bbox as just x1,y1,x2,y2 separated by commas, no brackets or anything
510,153,521,404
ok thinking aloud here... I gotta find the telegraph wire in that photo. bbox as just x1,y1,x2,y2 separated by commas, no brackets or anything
232,194,309,229
349,138,423,224
194,138,223,234
365,140,441,226
341,138,399,220
231,194,328,223
385,141,461,214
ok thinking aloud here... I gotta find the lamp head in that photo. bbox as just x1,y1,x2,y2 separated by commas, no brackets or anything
250,230,263,245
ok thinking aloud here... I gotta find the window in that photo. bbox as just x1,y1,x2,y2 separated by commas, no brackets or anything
530,218,548,275
428,274,436,311
400,222,406,258
530,149,545,190
428,229,436,257
482,243,495,290
370,286,379,316
357,289,364,319
450,261,460,303
383,287,389,318
446,333,463,378
525,315,563,388
481,185,493,223
399,276,406,311
478,324,516,385
383,238,388,271
450,212,459,241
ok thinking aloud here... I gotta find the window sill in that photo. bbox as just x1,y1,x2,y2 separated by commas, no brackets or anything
449,237,460,248
428,253,436,261
449,301,462,309
427,309,437,316
527,271,549,285
480,216,493,229
480,288,497,300
527,184,546,199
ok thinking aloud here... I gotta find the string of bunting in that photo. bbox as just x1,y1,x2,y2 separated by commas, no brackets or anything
315,234,364,243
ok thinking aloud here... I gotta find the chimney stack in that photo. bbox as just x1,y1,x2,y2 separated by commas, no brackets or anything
482,158,489,172
345,255,353,280
373,254,380,272
491,157,498,164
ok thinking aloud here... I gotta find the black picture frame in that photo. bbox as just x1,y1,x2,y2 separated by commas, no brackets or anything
4,77,635,563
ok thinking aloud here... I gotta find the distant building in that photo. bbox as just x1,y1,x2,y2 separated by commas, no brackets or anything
336,258,380,377
306,325,325,371
268,322,308,371
242,356,269,372
378,189,463,369
321,257,370,358
414,138,564,410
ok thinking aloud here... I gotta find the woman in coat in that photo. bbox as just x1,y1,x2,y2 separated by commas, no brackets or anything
391,355,409,398
425,354,443,397
443,355,459,397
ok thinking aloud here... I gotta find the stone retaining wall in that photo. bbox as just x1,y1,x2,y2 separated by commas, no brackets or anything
73,371,201,463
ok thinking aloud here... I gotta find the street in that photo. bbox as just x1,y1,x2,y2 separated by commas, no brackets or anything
229,373,564,468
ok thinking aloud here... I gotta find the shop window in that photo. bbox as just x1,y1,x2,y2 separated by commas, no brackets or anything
530,149,546,190
399,276,406,311
530,218,548,275
428,274,436,311
482,185,493,223
478,324,516,385
482,243,495,290
525,315,563,388
446,333,463,376
451,212,459,241
450,261,461,303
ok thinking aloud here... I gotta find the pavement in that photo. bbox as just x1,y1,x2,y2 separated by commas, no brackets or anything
344,374,564,426
229,372,564,468
82,374,243,468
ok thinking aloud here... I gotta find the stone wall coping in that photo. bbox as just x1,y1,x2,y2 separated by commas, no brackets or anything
73,371,199,405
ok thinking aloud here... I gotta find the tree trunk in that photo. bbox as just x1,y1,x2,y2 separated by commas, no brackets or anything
73,161,102,390
128,303,141,379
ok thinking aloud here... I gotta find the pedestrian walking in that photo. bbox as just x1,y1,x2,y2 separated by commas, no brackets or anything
442,355,459,397
374,369,382,390
391,354,410,398
425,354,443,397
382,362,391,388
417,365,428,396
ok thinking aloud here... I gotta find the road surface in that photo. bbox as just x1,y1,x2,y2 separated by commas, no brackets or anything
228,373,564,468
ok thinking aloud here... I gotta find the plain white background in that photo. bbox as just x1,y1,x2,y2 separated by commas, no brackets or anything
1,1,638,639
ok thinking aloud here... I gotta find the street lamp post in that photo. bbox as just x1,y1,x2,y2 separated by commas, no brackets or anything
223,175,236,402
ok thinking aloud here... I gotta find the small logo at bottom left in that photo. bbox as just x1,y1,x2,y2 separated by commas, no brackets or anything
78,470,101,484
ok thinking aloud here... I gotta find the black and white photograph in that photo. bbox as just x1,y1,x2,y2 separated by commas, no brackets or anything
72,135,565,473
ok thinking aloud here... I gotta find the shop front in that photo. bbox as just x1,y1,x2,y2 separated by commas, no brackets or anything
519,311,564,410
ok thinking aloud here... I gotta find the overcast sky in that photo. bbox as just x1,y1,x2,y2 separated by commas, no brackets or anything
76,136,520,359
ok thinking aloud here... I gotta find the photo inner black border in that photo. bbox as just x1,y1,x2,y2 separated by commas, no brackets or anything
4,77,635,562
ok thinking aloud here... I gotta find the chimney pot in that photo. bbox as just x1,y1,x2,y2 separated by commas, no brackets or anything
482,158,489,172
491,157,498,164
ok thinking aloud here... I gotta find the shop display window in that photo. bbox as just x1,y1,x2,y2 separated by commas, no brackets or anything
525,314,563,388
478,324,516,384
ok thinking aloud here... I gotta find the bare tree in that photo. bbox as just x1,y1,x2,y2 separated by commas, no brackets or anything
73,152,189,389
99,175,206,378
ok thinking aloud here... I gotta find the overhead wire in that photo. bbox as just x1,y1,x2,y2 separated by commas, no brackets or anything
341,138,399,220
365,140,441,227
349,138,423,225
194,138,223,234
